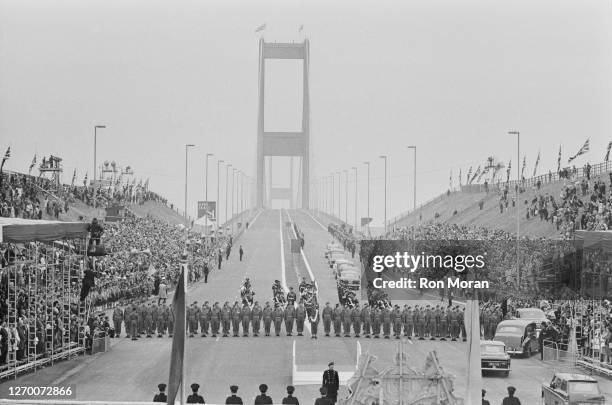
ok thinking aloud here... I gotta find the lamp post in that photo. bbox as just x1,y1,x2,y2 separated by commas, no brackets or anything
407,146,417,211
352,167,358,229
364,161,370,233
331,173,335,218
184,144,195,221
217,159,224,232
508,131,520,286
205,153,214,235
225,163,232,226
336,171,341,220
93,125,106,207
344,170,349,224
232,168,236,221
380,155,388,235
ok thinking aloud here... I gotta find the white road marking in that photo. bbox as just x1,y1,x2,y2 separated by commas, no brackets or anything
246,209,263,232
279,210,288,292
286,209,317,289
302,209,327,231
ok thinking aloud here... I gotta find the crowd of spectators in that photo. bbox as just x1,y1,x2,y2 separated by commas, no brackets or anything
0,172,65,220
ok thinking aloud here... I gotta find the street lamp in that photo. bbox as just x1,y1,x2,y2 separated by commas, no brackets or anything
331,173,335,218
508,131,520,286
407,146,417,212
225,163,232,225
205,153,214,234
93,125,106,207
184,144,195,221
364,161,370,233
217,159,224,231
379,155,388,235
232,168,236,221
352,167,358,230
344,169,349,224
336,171,341,220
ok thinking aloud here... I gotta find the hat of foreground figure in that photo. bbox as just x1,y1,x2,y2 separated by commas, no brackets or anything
259,384,268,393
191,383,199,392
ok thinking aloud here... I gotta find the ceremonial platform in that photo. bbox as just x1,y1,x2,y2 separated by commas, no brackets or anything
292,339,361,386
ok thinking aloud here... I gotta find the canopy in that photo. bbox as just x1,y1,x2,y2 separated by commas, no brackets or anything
574,230,612,250
0,217,89,243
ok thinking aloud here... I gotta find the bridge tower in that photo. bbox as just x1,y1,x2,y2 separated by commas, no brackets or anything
256,38,310,209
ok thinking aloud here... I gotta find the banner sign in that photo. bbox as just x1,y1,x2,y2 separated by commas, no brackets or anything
197,201,216,221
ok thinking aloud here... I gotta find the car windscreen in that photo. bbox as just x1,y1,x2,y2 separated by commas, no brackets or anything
481,345,505,354
496,326,522,334
517,309,544,319
569,382,599,394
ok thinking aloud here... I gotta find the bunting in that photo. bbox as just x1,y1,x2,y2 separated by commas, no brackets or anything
506,159,512,182
71,169,77,186
533,151,540,177
568,138,589,164
605,141,612,162
557,145,562,173
1,146,10,171
521,156,527,179
469,166,481,184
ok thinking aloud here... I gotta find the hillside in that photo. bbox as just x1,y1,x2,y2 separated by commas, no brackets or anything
389,173,608,238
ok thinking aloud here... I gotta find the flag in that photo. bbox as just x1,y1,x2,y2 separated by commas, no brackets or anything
466,166,472,184
469,166,481,184
166,266,186,405
606,141,612,162
557,145,562,173
145,178,149,190
464,293,482,405
568,138,589,163
449,170,452,189
83,172,88,187
506,159,512,182
1,146,10,170
476,166,488,183
521,156,526,179
71,169,76,186
298,24,304,33
459,169,462,186
533,151,540,177
29,154,37,174
254,23,266,33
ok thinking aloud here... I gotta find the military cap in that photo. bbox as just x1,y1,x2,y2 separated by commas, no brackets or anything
286,386,295,394
158,383,166,391
320,387,328,395
191,383,200,392
328,361,334,366
230,385,238,393
259,384,268,393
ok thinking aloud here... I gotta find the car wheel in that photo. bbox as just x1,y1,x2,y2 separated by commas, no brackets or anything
503,370,509,377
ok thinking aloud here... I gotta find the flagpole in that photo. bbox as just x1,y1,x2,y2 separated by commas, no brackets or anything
181,259,187,405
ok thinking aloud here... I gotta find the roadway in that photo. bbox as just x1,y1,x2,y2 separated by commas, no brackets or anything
0,208,610,404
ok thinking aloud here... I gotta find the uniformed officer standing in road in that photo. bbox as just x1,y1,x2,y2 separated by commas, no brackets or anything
153,383,167,403
426,305,436,340
186,383,205,404
231,302,241,337
449,307,460,341
156,303,167,337
309,307,319,339
168,304,175,337
371,305,382,338
273,304,284,336
124,305,132,338
439,306,449,341
361,303,371,338
460,307,467,341
284,302,296,336
322,362,339,404
254,384,273,404
225,385,243,404
200,302,211,337
295,302,307,336
251,301,262,337
144,303,154,338
129,304,139,341
382,305,392,339
286,287,297,306
392,305,402,339
402,305,413,338
112,306,123,338
332,304,343,337
281,385,299,405
262,302,273,336
241,302,251,337
210,302,221,337
322,302,333,337
416,305,426,340
342,304,352,337
351,303,361,338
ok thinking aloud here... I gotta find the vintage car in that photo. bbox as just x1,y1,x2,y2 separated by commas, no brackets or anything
515,307,548,329
327,251,346,268
480,340,511,377
325,243,343,258
542,373,605,404
493,319,539,357
334,262,357,279
333,258,354,270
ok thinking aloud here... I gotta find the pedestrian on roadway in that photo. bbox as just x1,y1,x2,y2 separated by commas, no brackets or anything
501,386,521,405
225,385,243,404
239,245,244,261
282,385,299,404
203,263,209,283
322,362,339,403
314,387,332,405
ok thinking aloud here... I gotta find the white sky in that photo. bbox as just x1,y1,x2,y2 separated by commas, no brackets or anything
1,0,611,225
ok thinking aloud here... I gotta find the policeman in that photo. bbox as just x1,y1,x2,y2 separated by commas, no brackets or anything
284,302,296,336
371,305,382,338
210,302,221,337
332,304,343,337
225,385,243,404
112,306,123,338
200,301,211,337
241,302,251,337
342,304,352,337
273,304,284,336
286,287,297,306
186,383,205,404
361,303,371,338
295,302,307,336
231,302,241,337
382,305,392,339
251,301,262,337
281,385,299,405
322,302,333,337
262,301,273,336
402,305,413,338
351,303,362,338
153,383,167,403
392,305,402,339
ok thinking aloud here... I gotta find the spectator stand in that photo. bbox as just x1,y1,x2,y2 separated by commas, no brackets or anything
0,217,89,380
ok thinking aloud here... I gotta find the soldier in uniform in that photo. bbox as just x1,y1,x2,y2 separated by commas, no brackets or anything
241,302,251,337
417,305,427,340
156,303,167,337
251,301,262,337
281,385,299,405
273,304,284,336
342,304,352,337
427,305,437,340
153,383,167,403
200,301,211,337
322,362,339,404
151,302,159,337
129,304,139,341
449,307,460,341
371,305,382,338
145,303,154,338
402,305,413,338
210,302,221,337
124,305,132,338
284,302,296,336
231,302,241,337
189,302,200,337
138,301,146,336
439,306,449,341
309,307,319,339
186,383,205,404
295,302,307,336
361,303,371,338
392,305,402,339
262,301,273,336
459,306,467,341
381,305,392,339
351,303,361,338
434,305,442,338
322,302,333,337
112,306,123,338
286,287,297,306
332,304,343,337
168,304,175,337
225,385,243,404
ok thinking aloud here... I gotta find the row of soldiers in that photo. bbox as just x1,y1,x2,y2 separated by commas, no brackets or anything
111,301,175,339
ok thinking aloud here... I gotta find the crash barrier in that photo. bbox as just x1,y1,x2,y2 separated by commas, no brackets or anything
292,339,361,386
542,340,578,367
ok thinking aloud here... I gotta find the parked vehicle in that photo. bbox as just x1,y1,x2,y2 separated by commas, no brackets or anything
494,319,539,357
480,340,511,377
542,373,605,404
514,307,548,329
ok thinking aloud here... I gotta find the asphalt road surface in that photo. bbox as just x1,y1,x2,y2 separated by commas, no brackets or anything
1,209,611,404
